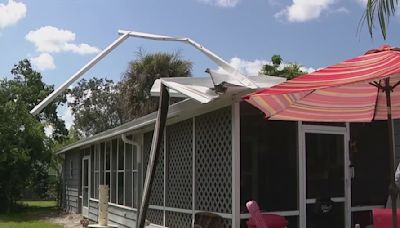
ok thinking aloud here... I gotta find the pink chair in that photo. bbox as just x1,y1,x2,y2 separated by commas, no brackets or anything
246,200,288,228
373,208,400,228
247,201,269,228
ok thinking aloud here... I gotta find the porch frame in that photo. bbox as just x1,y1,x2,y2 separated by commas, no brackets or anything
81,154,91,218
298,123,351,228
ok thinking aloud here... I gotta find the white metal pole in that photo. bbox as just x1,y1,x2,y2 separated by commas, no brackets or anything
345,122,352,228
163,129,167,226
30,32,130,116
192,117,196,226
298,121,306,228
31,29,257,116
232,101,241,228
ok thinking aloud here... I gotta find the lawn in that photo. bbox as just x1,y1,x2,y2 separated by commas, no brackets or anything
0,200,62,228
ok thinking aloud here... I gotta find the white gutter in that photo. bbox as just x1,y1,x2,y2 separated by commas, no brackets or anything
121,133,141,153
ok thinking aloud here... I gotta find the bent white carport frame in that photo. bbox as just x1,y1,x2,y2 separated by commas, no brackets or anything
30,30,257,116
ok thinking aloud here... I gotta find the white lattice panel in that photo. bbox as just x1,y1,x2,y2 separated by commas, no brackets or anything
195,107,232,214
147,208,164,225
143,131,164,206
165,211,192,228
166,119,193,209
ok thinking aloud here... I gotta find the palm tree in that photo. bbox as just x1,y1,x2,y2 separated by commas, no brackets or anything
119,51,192,122
363,0,399,39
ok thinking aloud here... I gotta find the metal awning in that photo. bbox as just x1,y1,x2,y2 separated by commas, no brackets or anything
151,72,286,103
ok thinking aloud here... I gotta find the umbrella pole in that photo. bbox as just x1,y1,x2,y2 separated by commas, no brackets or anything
385,78,398,228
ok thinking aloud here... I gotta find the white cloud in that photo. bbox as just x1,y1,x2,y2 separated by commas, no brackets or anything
334,7,350,14
61,94,75,129
44,125,54,137
218,57,315,76
0,0,26,29
31,53,55,71
26,26,75,53
63,43,100,55
62,107,74,130
199,0,240,7
300,66,315,73
226,57,269,76
275,0,336,22
25,26,100,54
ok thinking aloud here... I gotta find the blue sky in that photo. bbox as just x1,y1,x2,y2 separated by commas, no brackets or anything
1,0,400,128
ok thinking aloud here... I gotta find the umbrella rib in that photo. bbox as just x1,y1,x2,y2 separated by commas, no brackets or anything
371,82,382,121
369,81,384,91
392,80,400,90
264,90,315,119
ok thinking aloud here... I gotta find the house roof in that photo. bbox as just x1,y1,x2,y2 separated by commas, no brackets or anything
56,98,198,154
57,75,285,154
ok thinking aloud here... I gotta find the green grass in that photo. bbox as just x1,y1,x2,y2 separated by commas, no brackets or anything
17,200,57,208
0,201,62,228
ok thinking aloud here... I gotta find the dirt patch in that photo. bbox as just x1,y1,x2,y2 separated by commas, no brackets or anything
43,211,82,228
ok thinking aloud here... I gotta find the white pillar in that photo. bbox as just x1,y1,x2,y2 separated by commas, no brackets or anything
98,185,109,226
232,101,241,228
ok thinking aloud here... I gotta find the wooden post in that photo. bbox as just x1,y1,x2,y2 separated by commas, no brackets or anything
136,84,170,228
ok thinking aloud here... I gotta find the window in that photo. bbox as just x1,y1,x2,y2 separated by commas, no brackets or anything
94,144,100,199
69,159,73,178
350,122,389,206
132,143,139,208
241,102,298,213
105,141,111,202
100,143,105,185
90,146,95,198
116,135,140,208
117,139,125,205
111,139,117,204
125,142,133,207
89,135,140,208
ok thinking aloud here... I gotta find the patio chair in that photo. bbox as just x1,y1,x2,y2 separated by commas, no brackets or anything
194,211,224,228
246,201,269,228
246,200,288,228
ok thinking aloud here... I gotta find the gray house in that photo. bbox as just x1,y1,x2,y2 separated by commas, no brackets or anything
58,76,400,228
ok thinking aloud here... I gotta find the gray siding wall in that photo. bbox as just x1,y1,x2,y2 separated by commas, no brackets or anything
63,149,81,213
61,106,233,227
88,200,138,228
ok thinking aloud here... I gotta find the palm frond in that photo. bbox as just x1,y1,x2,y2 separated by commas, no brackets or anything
362,0,398,39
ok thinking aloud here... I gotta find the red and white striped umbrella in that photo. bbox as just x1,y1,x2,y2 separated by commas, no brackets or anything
244,45,400,122
244,45,400,228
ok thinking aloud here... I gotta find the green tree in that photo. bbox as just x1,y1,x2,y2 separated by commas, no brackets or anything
363,0,398,39
0,95,46,212
8,59,68,141
67,52,192,136
0,59,65,212
68,77,122,138
119,51,192,121
271,54,282,66
52,127,80,151
259,55,305,79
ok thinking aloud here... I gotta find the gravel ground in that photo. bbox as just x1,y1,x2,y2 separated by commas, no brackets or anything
44,211,83,228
